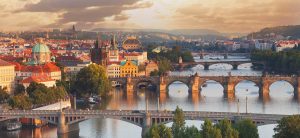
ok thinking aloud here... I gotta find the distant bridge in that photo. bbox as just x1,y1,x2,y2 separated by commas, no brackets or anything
173,60,265,70
192,52,251,59
109,74,300,99
0,109,289,136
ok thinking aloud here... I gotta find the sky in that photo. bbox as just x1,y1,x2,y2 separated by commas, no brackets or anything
0,0,300,33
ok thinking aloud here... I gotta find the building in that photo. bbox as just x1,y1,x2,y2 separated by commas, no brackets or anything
145,61,158,76
123,52,147,65
108,35,119,62
21,75,56,88
56,55,91,79
120,60,138,77
275,40,299,52
254,40,273,50
27,39,51,65
122,36,142,50
91,38,109,66
0,59,15,94
106,62,121,78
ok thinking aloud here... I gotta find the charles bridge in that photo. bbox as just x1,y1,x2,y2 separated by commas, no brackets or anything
109,74,300,99
0,109,289,136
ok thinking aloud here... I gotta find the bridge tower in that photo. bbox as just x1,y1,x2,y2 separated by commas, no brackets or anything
126,76,134,95
190,73,200,95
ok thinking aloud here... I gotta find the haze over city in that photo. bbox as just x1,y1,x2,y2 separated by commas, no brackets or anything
1,0,300,33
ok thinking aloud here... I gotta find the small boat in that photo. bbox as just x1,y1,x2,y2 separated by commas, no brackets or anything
88,97,98,104
6,122,22,131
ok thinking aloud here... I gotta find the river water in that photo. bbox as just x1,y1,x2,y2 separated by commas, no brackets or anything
0,56,299,138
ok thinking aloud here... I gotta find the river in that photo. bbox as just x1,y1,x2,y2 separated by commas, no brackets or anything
0,55,299,138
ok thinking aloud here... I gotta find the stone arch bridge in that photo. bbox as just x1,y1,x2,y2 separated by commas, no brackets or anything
173,60,265,70
0,110,288,136
109,74,300,99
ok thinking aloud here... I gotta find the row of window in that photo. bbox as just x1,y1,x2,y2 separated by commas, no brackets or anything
0,76,14,82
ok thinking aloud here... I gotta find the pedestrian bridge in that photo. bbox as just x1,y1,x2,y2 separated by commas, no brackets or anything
0,109,289,135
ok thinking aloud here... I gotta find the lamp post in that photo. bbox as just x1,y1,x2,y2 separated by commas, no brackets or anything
246,96,248,114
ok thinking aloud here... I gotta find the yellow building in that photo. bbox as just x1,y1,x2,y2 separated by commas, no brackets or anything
0,59,15,94
120,60,138,77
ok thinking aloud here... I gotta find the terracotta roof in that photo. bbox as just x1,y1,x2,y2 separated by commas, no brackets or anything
22,75,54,83
0,59,14,66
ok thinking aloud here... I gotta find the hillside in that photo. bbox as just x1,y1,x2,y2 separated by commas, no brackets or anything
249,25,300,39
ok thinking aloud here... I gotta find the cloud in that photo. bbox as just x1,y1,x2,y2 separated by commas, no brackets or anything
19,0,152,29
0,0,299,32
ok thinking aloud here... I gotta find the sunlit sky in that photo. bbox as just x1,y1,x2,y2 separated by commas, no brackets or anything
0,0,300,33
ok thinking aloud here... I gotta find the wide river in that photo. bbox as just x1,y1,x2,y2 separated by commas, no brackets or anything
1,56,299,138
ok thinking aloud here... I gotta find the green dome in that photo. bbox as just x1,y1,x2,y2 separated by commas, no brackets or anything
32,43,50,53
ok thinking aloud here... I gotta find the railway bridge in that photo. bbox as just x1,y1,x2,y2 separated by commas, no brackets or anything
0,109,288,136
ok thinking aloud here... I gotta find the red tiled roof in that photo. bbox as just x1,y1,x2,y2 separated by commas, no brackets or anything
0,59,14,66
21,75,54,83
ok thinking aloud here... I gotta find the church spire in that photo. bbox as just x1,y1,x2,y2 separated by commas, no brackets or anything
111,35,117,50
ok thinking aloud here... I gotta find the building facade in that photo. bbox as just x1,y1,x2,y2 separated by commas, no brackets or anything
122,36,142,50
120,60,138,77
0,59,15,94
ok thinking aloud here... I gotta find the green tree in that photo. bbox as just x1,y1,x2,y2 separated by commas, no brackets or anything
274,115,300,138
26,82,48,97
0,86,9,103
172,106,185,138
158,58,172,75
150,70,159,76
201,119,222,138
73,64,111,97
14,84,25,95
216,118,239,138
9,94,32,109
235,119,259,138
183,126,202,138
146,124,172,138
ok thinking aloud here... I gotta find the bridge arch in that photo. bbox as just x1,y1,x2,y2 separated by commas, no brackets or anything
167,80,190,94
269,80,295,96
134,79,158,91
207,63,234,70
200,79,225,96
234,80,260,97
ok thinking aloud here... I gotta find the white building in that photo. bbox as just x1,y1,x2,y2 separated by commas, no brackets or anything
275,40,298,52
254,40,273,50
106,63,120,78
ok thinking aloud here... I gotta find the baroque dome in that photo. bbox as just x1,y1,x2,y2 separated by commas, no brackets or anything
32,43,50,53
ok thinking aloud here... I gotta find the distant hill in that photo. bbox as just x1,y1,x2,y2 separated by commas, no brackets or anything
91,28,228,41
248,25,300,39
92,28,221,36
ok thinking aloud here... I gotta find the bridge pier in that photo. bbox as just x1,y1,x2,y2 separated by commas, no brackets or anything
224,53,228,59
224,82,235,99
190,73,200,94
260,79,270,98
295,77,300,99
142,113,151,138
204,64,209,70
232,64,238,70
159,76,167,95
126,77,134,95
57,112,69,135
